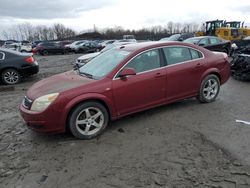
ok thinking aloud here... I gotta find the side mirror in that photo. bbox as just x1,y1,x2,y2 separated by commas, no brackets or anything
119,68,136,78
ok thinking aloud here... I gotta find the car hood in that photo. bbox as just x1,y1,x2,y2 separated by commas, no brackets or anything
27,70,95,100
78,52,100,60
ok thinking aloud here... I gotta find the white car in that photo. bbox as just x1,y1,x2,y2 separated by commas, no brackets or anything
74,41,136,67
3,42,32,53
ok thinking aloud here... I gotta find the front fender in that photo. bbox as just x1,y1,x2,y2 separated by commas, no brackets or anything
59,93,116,130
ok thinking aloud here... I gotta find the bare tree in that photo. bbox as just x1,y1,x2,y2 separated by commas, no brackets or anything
53,23,76,39
167,21,174,34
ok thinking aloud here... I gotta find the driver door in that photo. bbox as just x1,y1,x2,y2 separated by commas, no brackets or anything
112,49,166,116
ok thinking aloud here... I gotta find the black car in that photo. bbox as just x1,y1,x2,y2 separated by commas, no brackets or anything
74,41,102,53
0,48,39,85
33,42,69,55
32,40,43,48
184,36,231,54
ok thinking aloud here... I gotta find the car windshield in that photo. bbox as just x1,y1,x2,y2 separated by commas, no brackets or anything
184,38,200,44
79,48,131,79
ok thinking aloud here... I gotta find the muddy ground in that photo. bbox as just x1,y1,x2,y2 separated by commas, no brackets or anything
0,54,250,188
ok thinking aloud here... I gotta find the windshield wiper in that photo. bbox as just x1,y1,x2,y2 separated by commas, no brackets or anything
79,71,93,79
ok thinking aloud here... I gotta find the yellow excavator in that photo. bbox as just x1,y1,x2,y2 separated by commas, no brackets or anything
196,20,250,41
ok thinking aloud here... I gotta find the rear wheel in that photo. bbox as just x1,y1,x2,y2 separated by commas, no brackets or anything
68,102,109,139
1,69,21,85
198,74,220,103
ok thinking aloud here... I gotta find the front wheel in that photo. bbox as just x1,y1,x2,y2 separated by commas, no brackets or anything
68,102,109,139
198,74,220,103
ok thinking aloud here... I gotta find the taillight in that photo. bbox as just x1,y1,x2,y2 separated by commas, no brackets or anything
25,56,35,64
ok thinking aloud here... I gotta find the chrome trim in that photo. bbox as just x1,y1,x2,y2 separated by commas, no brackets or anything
112,45,205,80
0,52,5,60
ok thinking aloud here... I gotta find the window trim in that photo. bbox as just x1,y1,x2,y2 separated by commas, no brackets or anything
0,52,5,60
113,47,164,80
162,45,204,67
113,45,205,80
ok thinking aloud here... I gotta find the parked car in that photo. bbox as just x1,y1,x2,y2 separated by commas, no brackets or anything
160,33,194,41
184,36,231,54
75,42,135,67
3,41,32,53
0,48,39,85
100,40,117,48
64,40,87,52
231,54,250,80
20,42,230,139
32,40,43,48
73,41,102,53
32,42,69,55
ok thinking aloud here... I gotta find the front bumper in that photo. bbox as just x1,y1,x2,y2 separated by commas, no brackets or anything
19,103,65,134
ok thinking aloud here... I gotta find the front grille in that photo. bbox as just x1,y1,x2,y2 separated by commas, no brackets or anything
22,96,33,110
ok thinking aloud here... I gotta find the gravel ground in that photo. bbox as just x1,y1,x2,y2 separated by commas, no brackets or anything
0,54,250,188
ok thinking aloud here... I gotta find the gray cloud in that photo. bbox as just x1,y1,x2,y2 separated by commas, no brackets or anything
229,5,250,15
0,0,115,19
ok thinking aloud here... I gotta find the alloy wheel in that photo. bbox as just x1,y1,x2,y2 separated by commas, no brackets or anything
75,107,104,136
3,70,20,84
202,78,219,100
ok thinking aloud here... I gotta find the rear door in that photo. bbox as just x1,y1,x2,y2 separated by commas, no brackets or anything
163,46,206,101
112,49,166,116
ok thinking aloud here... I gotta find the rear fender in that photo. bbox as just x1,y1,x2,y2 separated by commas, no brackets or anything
200,68,221,85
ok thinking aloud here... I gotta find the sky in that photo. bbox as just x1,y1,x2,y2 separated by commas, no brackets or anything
0,0,250,35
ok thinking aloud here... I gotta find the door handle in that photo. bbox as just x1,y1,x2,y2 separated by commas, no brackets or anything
154,72,164,78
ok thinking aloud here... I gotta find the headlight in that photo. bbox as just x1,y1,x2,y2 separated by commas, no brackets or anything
30,93,59,112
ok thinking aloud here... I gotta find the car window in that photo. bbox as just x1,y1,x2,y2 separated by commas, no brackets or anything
0,52,4,60
210,38,220,44
124,49,161,73
190,49,203,59
199,38,209,45
163,47,192,65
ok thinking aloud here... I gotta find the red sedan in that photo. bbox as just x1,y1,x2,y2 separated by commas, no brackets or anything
19,42,230,139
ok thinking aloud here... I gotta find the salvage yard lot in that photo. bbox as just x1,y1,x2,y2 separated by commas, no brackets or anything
1,54,250,187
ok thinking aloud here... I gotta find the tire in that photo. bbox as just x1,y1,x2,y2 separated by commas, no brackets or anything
42,50,49,56
63,49,69,55
198,74,220,103
1,69,21,85
68,101,109,139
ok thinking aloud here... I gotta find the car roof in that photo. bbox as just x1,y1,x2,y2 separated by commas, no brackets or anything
189,36,217,39
0,47,23,55
117,41,200,52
